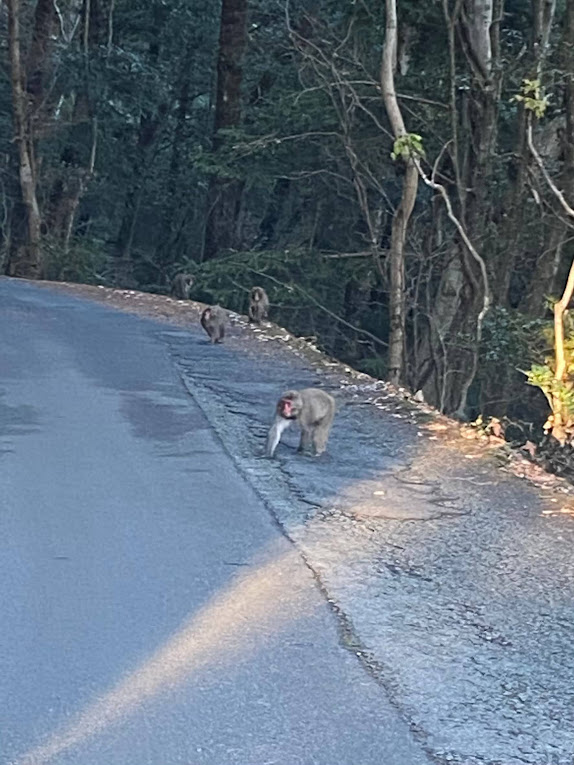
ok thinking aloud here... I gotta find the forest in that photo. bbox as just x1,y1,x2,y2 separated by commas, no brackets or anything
2,0,574,456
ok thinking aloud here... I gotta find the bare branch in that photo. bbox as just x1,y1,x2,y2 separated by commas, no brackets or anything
107,0,115,57
396,93,449,110
527,117,574,220
415,156,490,330
83,0,90,56
322,250,376,259
52,0,66,39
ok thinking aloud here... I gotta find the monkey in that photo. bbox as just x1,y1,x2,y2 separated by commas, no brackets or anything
266,388,336,458
170,273,194,300
248,286,270,324
200,305,227,343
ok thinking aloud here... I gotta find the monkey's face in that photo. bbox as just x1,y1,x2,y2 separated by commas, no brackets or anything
278,392,301,419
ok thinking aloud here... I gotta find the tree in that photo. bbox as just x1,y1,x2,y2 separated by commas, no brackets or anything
202,0,248,260
380,0,418,385
5,0,42,278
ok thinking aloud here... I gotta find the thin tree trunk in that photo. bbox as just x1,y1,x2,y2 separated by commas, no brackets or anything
500,0,557,308
62,118,97,254
387,165,417,384
47,91,95,241
26,0,58,113
46,0,113,247
203,0,248,261
380,0,419,385
6,0,42,278
551,257,574,443
155,49,195,276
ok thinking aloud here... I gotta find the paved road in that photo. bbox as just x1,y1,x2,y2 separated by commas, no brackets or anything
0,280,430,765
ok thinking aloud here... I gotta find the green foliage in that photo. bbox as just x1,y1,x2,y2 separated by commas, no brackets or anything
42,239,108,284
391,134,425,162
524,311,574,433
512,79,549,118
481,307,547,366
193,249,344,314
524,309,574,422
358,356,388,379
525,364,574,416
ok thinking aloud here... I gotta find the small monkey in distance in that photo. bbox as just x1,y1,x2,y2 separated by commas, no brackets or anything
266,388,336,458
248,287,270,324
171,273,194,300
200,305,227,343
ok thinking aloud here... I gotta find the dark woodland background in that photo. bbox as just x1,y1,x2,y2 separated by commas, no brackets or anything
3,0,574,453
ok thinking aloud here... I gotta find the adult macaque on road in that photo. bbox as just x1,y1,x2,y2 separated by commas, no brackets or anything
266,388,335,458
200,305,227,343
170,273,194,300
248,287,270,324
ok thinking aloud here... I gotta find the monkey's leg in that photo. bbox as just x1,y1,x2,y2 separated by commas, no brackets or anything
298,427,313,453
313,422,331,455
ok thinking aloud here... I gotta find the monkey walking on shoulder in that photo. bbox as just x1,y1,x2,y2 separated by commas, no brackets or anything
170,273,194,300
266,388,336,458
248,286,270,324
200,305,227,343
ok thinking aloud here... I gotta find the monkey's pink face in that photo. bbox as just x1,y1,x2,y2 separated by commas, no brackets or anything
279,398,295,419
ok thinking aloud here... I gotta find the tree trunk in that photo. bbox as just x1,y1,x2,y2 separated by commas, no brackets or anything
46,0,114,248
47,91,97,243
413,0,501,416
6,0,42,278
26,0,58,113
113,107,166,285
202,0,248,261
155,49,195,277
380,0,419,385
551,256,574,443
498,0,558,310
462,0,493,80
112,8,168,285
387,164,418,384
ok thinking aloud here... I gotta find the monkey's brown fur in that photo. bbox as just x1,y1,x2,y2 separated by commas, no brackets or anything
248,287,270,324
266,388,335,457
170,273,194,300
200,305,226,343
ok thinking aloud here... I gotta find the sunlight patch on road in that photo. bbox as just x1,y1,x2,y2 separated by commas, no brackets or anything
15,545,308,765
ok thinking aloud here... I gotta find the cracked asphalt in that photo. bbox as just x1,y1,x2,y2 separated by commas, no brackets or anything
164,311,574,765
2,278,574,765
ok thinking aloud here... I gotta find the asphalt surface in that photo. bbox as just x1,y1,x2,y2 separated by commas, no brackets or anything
0,279,431,765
